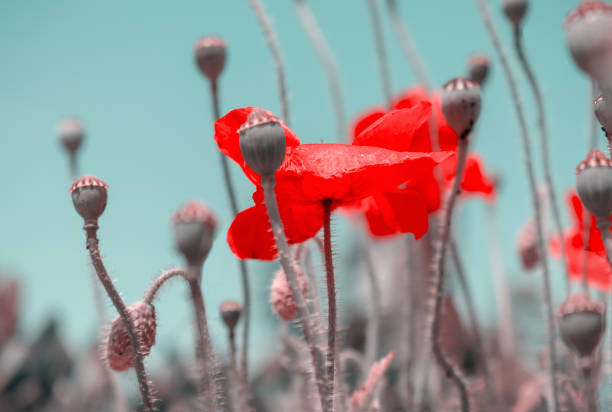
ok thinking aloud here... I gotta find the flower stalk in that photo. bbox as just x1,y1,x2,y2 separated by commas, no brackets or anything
322,198,337,412
366,0,393,109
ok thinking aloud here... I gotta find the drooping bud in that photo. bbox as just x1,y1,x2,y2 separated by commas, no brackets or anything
594,94,612,138
219,300,243,332
70,175,108,221
467,54,490,86
575,149,612,219
441,77,481,139
502,0,528,26
194,36,227,82
172,201,217,267
238,109,287,177
559,292,605,357
57,118,84,156
564,1,612,83
107,301,157,371
270,265,308,321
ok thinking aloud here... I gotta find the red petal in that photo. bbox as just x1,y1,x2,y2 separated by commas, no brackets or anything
351,107,386,142
441,153,496,200
361,189,429,238
392,87,430,109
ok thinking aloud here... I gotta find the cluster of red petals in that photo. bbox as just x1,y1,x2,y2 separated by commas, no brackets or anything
550,190,612,291
215,106,453,259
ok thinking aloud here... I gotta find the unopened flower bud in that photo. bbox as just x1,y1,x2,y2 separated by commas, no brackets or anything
194,36,227,82
172,201,217,267
594,94,612,138
57,118,84,156
107,301,157,371
565,1,612,82
270,265,308,321
559,292,605,357
575,149,612,219
441,77,481,138
502,0,528,26
238,109,287,177
70,175,108,222
467,54,490,86
219,300,243,332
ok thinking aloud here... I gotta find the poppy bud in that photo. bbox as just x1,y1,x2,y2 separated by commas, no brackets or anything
194,36,227,82
594,94,612,138
57,118,84,156
559,292,604,357
270,265,308,321
219,300,243,332
575,149,612,219
564,1,612,82
502,0,528,26
172,201,217,267
467,54,490,86
441,77,481,139
70,175,108,222
238,109,287,177
107,301,156,371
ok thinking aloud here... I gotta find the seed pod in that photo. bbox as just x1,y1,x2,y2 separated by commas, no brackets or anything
565,1,612,82
502,0,528,26
594,94,612,138
194,36,227,82
219,300,243,332
70,175,108,221
575,149,612,219
238,109,287,178
57,118,84,156
107,301,157,371
172,201,217,267
467,54,490,86
269,265,308,321
441,77,481,139
559,292,605,357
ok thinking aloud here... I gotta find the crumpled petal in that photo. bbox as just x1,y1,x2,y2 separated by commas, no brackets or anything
441,153,496,200
351,107,386,140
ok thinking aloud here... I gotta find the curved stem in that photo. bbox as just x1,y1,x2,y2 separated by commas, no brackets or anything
512,25,570,296
248,0,290,125
322,199,336,412
209,79,252,380
293,0,345,141
429,139,471,412
366,0,393,109
143,268,186,304
84,224,155,412
475,1,560,409
261,175,327,412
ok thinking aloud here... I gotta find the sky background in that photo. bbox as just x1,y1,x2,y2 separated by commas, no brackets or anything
0,0,600,379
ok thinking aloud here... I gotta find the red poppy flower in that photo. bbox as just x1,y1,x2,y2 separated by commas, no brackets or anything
550,190,612,291
215,107,453,259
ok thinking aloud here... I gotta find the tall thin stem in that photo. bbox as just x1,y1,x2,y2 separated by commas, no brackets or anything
209,79,252,379
261,175,327,412
293,0,345,141
84,224,154,412
322,199,336,412
362,239,381,370
248,0,290,125
512,25,570,296
143,268,186,304
366,0,393,109
429,139,471,412
475,1,560,409
590,81,599,151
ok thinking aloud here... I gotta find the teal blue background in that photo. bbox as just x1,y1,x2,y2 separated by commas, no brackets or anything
0,0,598,373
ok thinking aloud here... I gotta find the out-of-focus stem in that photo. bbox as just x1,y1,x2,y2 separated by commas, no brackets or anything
293,0,345,141
143,268,186,304
84,223,154,412
322,199,336,412
590,81,599,151
366,0,393,109
475,1,560,409
248,0,290,125
209,79,252,380
361,239,381,370
261,175,327,411
429,139,471,412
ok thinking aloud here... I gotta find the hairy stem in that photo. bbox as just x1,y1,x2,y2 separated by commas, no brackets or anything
293,0,346,141
475,1,560,409
209,79,252,380
366,0,393,109
429,139,471,412
143,268,186,304
84,223,154,412
512,25,570,296
322,199,337,412
248,0,290,125
261,175,327,411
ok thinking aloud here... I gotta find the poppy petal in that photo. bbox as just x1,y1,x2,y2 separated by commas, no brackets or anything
361,189,429,238
351,107,386,141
